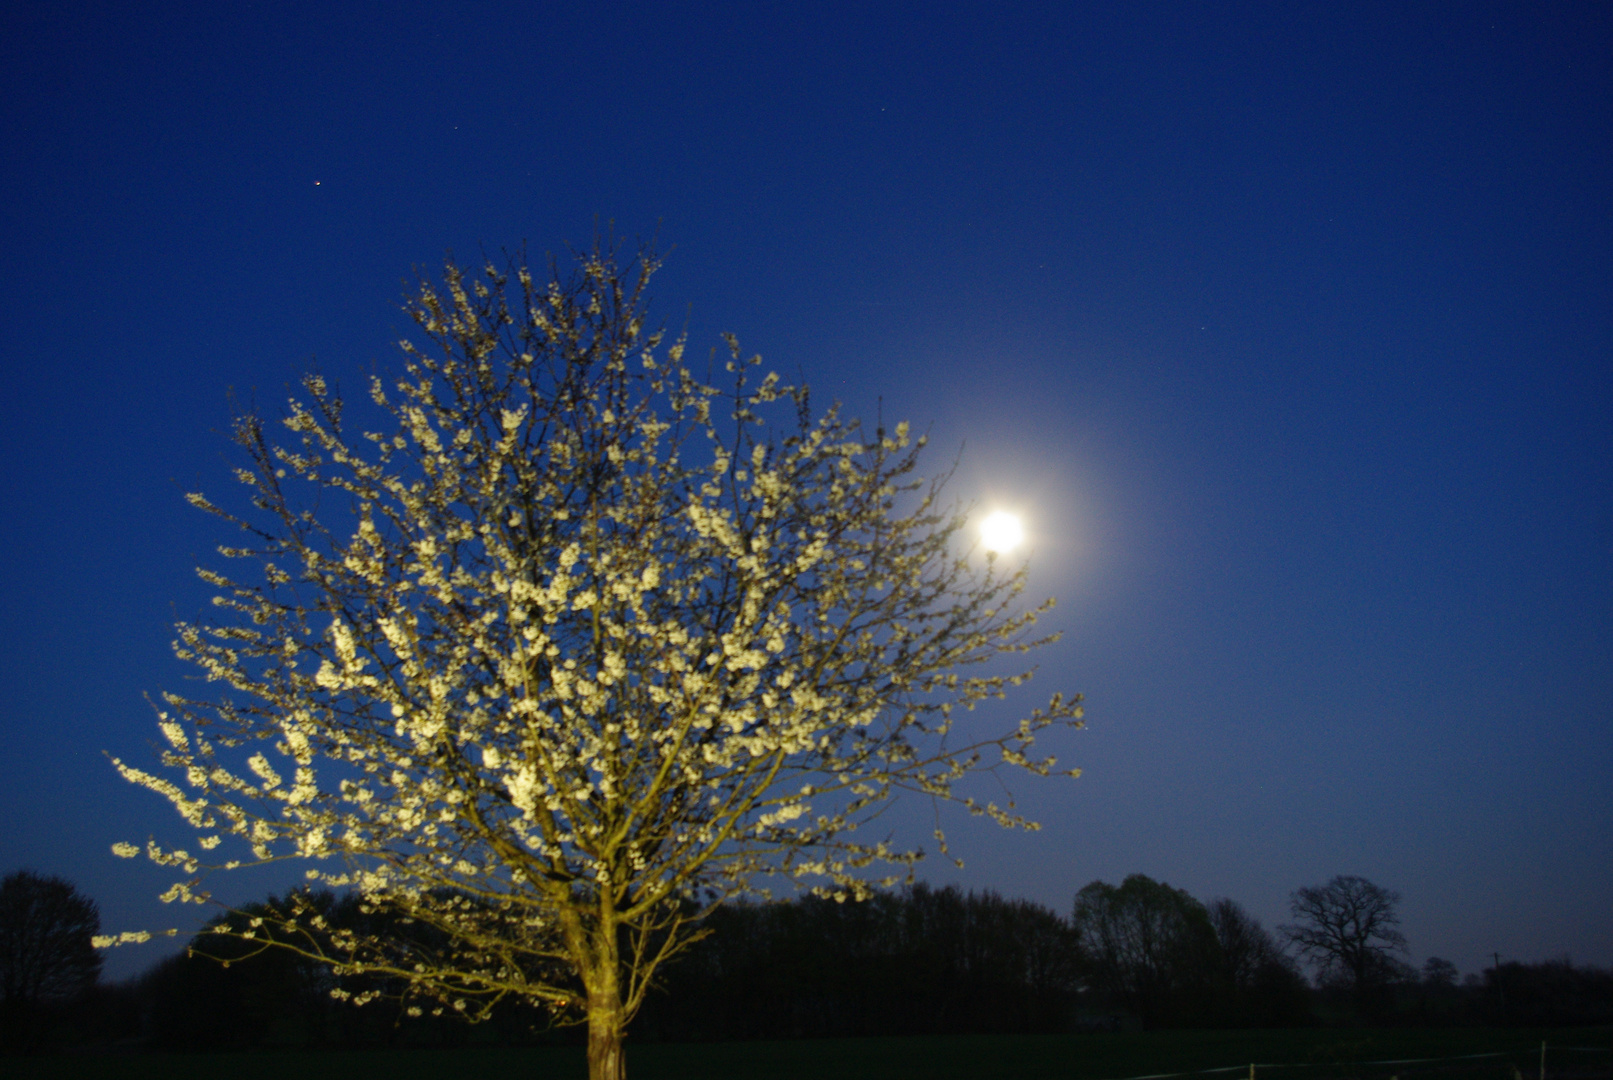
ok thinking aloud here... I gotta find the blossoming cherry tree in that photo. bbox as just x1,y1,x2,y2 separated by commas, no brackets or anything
109,243,1084,1080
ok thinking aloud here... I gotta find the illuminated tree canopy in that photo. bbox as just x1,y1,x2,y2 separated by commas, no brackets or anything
108,243,1083,1079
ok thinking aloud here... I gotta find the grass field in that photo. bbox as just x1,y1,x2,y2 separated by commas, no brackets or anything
11,1027,1611,1080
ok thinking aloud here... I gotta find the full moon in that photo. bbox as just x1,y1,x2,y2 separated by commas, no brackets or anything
979,510,1024,553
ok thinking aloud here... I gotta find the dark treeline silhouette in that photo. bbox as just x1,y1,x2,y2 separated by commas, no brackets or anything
636,884,1082,1040
1479,960,1613,1027
10,870,1613,1052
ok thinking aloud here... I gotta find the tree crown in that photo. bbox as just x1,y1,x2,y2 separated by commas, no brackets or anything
107,242,1084,1028
0,870,102,1007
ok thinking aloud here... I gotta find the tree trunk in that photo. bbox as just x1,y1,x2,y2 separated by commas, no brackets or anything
585,955,627,1080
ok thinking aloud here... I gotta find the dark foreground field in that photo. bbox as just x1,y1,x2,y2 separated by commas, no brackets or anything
11,1027,1612,1080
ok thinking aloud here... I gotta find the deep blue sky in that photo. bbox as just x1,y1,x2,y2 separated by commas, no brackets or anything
2,2,1609,984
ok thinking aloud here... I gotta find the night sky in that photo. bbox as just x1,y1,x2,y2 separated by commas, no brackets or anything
2,2,1609,984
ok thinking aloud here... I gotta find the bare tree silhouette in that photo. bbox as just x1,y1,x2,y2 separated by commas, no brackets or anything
1282,875,1408,997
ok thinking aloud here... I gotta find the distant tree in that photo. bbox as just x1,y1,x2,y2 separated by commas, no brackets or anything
1071,874,1220,1027
1208,899,1272,988
1206,898,1310,1026
106,241,1083,1080
0,871,103,1048
1282,875,1409,1002
1421,956,1458,989
1408,955,1466,1023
